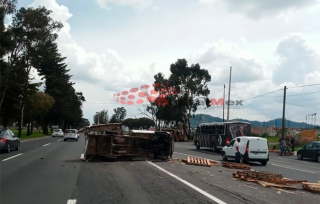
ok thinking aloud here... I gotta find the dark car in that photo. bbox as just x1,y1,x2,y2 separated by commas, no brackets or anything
297,141,320,162
0,129,20,153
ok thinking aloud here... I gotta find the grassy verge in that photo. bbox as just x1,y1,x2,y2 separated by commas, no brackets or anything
11,129,50,141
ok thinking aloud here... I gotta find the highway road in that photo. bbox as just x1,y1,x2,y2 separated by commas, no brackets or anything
1,134,319,204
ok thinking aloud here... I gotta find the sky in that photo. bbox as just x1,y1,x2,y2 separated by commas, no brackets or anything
12,0,320,126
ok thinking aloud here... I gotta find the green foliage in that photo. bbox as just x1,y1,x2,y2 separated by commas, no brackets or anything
93,110,109,124
152,59,211,139
0,0,18,15
110,107,126,123
0,5,85,134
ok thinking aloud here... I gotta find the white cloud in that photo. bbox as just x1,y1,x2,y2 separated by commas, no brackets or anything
191,40,266,85
273,33,320,85
199,0,319,19
25,0,320,125
95,0,154,10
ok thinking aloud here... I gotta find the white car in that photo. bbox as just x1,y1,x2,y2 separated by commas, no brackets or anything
52,129,64,137
221,136,269,165
64,129,79,141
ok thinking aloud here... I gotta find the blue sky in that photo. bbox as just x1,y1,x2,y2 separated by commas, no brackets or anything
13,0,320,125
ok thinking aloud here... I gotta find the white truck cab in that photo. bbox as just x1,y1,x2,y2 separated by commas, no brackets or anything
221,136,269,165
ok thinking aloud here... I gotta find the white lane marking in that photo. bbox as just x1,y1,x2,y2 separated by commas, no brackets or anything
147,161,227,204
67,199,77,204
43,143,50,146
271,164,316,174
174,152,221,163
2,153,23,161
57,139,61,141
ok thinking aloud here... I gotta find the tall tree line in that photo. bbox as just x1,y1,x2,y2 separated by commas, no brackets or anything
0,1,87,136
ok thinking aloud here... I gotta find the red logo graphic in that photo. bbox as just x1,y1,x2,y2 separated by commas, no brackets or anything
114,84,178,106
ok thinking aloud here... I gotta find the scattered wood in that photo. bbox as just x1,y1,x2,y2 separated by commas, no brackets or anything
232,170,306,185
221,162,251,170
301,182,320,194
186,156,212,167
270,187,296,194
258,181,297,190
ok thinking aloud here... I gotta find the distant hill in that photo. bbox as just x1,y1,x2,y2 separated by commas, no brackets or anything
189,114,309,128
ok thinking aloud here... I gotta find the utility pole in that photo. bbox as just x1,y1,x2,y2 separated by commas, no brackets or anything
227,66,232,122
281,86,287,139
223,84,225,122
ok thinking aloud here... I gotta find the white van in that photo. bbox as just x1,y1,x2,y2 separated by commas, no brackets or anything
221,136,269,165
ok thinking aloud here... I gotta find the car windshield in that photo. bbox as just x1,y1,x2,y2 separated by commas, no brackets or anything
0,130,5,136
54,129,61,132
66,130,75,133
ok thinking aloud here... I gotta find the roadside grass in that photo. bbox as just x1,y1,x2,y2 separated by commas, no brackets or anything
11,129,51,140
261,136,280,142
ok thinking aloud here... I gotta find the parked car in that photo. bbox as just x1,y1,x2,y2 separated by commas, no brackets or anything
0,129,20,153
297,141,320,162
221,136,269,165
52,129,64,137
64,129,79,141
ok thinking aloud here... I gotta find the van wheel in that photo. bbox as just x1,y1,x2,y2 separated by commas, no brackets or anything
260,161,267,166
222,152,228,161
240,155,244,163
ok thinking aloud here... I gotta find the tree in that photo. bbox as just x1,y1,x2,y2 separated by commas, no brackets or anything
0,0,17,15
110,107,126,123
93,109,109,124
24,91,55,135
1,6,63,136
153,59,211,140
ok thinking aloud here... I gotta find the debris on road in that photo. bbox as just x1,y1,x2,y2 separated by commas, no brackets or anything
301,182,320,194
221,162,251,170
167,156,219,167
230,170,320,193
232,170,306,185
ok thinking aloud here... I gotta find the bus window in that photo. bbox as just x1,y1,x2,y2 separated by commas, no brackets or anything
214,125,218,134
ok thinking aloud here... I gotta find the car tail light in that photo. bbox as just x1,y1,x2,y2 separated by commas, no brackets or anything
226,138,230,145
245,145,249,154
1,138,6,143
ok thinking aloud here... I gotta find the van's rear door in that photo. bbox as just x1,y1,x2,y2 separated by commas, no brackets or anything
248,139,269,159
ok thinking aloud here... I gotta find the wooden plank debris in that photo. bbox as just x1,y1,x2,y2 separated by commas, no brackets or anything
301,182,320,194
184,156,218,167
221,162,251,170
258,181,297,190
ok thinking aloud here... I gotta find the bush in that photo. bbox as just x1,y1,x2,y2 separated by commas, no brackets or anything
294,138,310,147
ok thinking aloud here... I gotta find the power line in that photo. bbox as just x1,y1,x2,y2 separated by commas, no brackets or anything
287,83,320,89
264,90,320,97
232,91,274,119
229,86,283,101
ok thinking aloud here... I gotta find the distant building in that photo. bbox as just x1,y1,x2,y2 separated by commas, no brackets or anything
251,127,266,136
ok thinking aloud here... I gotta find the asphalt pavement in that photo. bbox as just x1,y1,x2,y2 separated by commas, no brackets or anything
1,135,319,204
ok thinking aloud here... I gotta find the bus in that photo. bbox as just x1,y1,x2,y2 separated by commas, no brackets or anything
194,121,252,152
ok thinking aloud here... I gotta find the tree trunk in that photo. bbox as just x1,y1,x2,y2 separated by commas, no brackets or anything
43,118,49,135
27,122,31,136
187,118,192,141
18,102,25,137
31,122,34,135
0,85,8,110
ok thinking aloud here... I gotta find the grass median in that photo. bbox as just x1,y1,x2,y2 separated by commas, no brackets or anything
12,129,51,141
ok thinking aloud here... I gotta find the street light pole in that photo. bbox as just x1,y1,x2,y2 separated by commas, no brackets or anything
281,86,287,139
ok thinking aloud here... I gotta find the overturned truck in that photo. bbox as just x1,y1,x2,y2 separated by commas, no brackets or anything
83,123,174,162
